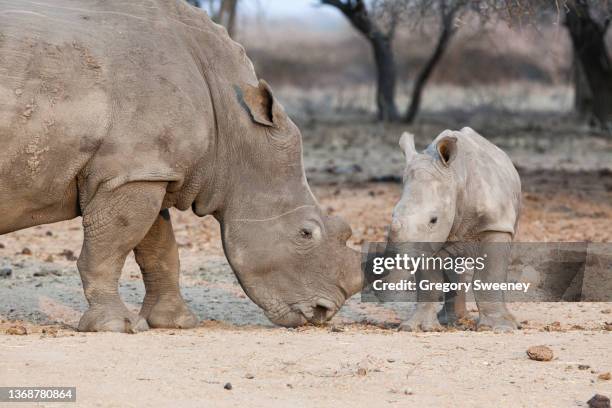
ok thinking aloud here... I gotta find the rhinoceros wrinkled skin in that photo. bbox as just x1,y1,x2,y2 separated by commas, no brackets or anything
0,0,363,332
388,127,521,332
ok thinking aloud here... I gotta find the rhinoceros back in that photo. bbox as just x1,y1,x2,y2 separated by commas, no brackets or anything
435,127,521,239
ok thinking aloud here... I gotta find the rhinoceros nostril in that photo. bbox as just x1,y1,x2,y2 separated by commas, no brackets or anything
312,298,336,324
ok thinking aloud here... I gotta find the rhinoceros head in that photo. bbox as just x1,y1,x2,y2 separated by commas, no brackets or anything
388,131,459,246
194,79,362,327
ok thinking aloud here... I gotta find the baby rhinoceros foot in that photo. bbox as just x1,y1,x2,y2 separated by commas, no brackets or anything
142,296,199,329
477,312,518,333
78,305,149,333
399,308,443,332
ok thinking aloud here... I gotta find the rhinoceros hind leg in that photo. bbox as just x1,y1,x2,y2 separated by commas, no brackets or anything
135,210,198,329
77,182,167,333
437,289,467,326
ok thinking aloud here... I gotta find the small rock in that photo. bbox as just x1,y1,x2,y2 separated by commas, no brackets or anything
0,243,5,248
357,367,367,376
44,255,55,263
42,327,58,337
604,322,612,331
0,267,12,278
33,270,49,277
387,358,396,363
6,325,27,335
579,364,591,370
330,325,344,333
245,373,254,379
60,249,78,261
587,394,610,408
21,248,32,255
45,231,53,236
223,382,232,390
526,345,553,362
602,309,611,314
598,372,611,381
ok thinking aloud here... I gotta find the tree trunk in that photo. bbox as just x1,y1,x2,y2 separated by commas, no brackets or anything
320,0,399,122
405,9,456,123
217,0,238,37
565,0,612,128
573,51,594,119
372,35,399,121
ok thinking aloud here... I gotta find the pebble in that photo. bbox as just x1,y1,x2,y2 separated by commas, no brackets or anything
587,394,610,408
526,345,553,362
6,325,27,335
598,372,611,381
21,248,32,255
245,373,254,379
0,267,12,278
223,383,232,390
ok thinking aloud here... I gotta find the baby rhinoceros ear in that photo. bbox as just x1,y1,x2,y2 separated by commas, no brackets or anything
399,132,417,163
436,135,458,167
236,79,282,127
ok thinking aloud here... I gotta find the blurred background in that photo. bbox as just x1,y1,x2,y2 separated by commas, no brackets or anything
184,0,611,186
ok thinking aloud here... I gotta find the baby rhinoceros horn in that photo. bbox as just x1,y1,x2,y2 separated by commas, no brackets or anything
399,132,417,163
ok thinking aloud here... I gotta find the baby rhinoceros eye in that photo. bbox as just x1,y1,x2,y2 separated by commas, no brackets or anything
429,216,438,225
299,228,313,239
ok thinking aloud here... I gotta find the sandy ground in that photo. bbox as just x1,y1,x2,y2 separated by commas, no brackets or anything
1,172,611,407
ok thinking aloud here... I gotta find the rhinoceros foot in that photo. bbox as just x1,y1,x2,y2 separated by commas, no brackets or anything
143,297,199,329
399,304,443,332
78,305,150,333
477,312,518,333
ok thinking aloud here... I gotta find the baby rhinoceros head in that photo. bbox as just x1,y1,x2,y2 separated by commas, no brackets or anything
389,131,459,247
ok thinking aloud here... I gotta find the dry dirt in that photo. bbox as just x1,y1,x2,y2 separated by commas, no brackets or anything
1,174,611,407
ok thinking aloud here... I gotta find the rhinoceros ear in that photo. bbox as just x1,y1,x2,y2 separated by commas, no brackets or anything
436,136,458,166
236,79,280,127
399,132,416,162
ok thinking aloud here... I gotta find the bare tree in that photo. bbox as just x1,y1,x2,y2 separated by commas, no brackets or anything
405,0,465,123
321,0,401,121
564,0,612,128
188,0,239,37
215,0,239,37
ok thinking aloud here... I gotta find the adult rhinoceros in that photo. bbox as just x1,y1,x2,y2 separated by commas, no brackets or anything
0,0,363,332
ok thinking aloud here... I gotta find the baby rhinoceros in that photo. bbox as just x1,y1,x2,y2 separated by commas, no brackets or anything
388,127,521,332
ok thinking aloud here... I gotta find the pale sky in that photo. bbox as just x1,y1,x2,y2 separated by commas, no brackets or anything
240,0,344,27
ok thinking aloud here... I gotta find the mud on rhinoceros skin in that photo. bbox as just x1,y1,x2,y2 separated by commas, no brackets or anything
387,127,521,332
0,0,363,332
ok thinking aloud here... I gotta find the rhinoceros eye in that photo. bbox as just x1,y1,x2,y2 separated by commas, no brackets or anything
299,228,313,239
429,216,438,225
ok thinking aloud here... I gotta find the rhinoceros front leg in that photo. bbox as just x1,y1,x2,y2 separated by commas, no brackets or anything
134,210,198,329
399,268,444,332
77,182,166,332
475,231,518,332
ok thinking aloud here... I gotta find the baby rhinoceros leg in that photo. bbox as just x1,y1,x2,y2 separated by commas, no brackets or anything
399,268,444,332
474,231,518,332
77,182,168,333
134,210,198,329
